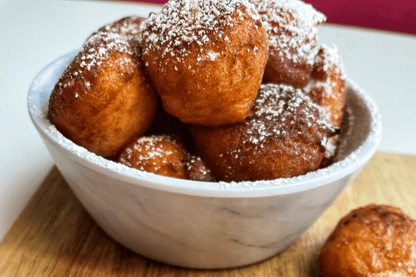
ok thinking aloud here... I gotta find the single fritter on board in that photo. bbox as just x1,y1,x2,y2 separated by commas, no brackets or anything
118,135,213,181
191,83,336,182
140,0,269,126
319,204,416,277
304,44,346,163
250,0,326,88
49,31,158,157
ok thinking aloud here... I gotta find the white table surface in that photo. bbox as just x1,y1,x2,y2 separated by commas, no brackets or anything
0,0,415,242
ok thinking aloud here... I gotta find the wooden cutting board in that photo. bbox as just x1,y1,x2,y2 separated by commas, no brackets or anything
1,152,416,276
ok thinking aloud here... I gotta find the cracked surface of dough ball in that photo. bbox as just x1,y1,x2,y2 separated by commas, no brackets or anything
140,0,268,126
319,204,416,277
118,135,213,181
191,83,336,181
49,32,158,157
251,0,325,88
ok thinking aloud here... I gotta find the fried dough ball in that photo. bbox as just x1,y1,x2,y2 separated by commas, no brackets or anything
140,0,269,126
186,156,214,181
191,83,336,181
305,45,346,163
118,135,214,181
119,135,187,179
305,45,346,127
250,0,326,88
49,32,158,157
145,101,195,152
93,16,145,38
90,16,145,50
319,204,416,277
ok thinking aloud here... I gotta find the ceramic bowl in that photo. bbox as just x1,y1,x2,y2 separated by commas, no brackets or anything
28,51,382,269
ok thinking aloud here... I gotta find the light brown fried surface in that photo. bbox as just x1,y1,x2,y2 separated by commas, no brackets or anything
250,0,325,88
305,44,346,164
319,204,416,277
90,15,145,49
93,15,145,37
140,0,268,126
118,135,213,181
191,83,335,182
185,156,214,182
118,135,188,179
305,44,346,128
49,32,157,158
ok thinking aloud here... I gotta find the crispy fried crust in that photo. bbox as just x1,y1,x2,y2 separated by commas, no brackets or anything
118,135,213,181
191,83,335,181
118,135,188,179
140,0,268,126
250,0,326,88
93,16,145,37
305,45,346,164
90,16,145,50
186,156,214,182
305,45,346,128
49,32,157,157
319,204,416,277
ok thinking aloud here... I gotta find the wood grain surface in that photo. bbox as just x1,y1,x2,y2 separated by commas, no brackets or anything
1,152,416,277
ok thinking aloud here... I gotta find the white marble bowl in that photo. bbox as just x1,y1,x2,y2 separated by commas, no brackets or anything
28,51,382,269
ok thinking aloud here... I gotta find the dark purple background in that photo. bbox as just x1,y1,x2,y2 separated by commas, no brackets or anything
126,0,416,35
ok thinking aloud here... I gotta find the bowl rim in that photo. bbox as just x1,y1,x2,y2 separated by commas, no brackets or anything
27,51,382,198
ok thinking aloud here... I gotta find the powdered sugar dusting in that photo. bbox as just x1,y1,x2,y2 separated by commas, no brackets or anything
250,0,326,64
79,32,133,71
217,79,382,189
119,135,179,169
186,156,206,173
44,117,151,178
245,83,334,145
140,0,260,61
207,51,220,61
30,103,42,117
315,44,345,77
99,16,144,37
304,44,346,120
51,32,135,99
206,83,335,181
53,32,134,97
185,155,214,181
28,49,381,193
